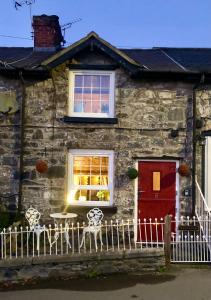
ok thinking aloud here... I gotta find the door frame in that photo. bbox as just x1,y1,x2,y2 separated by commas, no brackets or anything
134,159,180,241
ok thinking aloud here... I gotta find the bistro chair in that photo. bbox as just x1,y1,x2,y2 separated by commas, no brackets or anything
25,207,49,251
80,207,104,251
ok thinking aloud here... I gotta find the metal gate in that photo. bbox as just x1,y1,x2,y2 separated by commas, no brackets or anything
171,217,211,263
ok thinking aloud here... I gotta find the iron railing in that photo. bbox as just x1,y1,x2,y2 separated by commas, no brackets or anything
0,218,165,260
171,216,211,263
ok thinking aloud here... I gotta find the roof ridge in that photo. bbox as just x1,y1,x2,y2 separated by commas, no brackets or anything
155,47,211,50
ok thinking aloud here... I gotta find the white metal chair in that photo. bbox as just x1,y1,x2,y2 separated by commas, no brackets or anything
25,207,49,251
80,208,104,250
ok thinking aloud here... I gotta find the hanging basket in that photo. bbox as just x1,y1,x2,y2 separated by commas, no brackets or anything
35,160,48,173
127,167,138,180
178,164,190,177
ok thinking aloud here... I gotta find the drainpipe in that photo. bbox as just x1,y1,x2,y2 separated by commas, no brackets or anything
192,73,205,216
18,70,26,214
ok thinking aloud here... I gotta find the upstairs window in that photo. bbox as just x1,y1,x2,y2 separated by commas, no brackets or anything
69,70,115,117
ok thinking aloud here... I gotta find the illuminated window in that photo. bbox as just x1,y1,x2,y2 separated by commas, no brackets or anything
69,71,115,117
68,150,114,206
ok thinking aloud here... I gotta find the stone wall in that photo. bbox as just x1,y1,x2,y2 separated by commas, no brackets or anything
0,51,204,220
0,249,165,283
21,61,194,218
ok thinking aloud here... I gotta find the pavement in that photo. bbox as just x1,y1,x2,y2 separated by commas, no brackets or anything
0,266,211,300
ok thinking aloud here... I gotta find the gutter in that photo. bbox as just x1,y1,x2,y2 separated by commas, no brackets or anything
18,71,26,213
0,68,50,79
192,74,205,216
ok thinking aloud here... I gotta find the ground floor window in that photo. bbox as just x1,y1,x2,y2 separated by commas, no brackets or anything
68,150,114,206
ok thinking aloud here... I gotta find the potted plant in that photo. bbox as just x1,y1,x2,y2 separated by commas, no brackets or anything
127,167,138,179
96,191,106,200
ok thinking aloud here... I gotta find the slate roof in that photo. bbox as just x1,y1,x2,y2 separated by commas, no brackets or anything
0,47,55,70
120,49,184,72
158,48,211,72
0,34,211,74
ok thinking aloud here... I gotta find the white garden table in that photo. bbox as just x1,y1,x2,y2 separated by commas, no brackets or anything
49,212,78,248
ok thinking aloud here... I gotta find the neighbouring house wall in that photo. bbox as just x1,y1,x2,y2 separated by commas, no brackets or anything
195,87,211,191
0,76,22,208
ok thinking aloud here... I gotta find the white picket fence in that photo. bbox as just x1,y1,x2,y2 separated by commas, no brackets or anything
0,218,165,260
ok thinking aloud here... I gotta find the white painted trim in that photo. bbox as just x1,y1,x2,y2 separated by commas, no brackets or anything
67,149,114,207
134,161,138,241
134,159,180,241
68,70,115,118
205,137,211,209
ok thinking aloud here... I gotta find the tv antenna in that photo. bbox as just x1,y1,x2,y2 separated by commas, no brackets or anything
13,0,35,9
61,18,82,45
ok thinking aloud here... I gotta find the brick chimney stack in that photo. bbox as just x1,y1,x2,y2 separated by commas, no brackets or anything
33,15,64,51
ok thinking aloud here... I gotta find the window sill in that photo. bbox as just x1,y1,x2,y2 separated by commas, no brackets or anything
63,116,118,124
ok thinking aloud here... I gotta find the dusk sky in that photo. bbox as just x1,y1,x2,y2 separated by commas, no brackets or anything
0,0,210,48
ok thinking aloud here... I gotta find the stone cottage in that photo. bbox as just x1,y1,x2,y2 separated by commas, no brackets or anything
0,14,211,222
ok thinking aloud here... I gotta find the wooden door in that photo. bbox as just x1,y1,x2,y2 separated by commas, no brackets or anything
138,161,177,241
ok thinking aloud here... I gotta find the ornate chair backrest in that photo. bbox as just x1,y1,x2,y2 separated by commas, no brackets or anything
87,208,104,227
25,207,41,230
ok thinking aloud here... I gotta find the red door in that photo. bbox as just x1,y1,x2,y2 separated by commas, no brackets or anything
138,161,176,241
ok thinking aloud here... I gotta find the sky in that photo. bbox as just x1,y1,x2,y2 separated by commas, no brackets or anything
0,0,210,49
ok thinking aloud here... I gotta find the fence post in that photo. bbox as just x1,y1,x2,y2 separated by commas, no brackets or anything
164,215,172,266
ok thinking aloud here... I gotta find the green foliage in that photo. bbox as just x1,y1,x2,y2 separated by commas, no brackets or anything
85,269,99,279
0,204,23,230
157,265,167,273
127,167,138,179
0,204,9,230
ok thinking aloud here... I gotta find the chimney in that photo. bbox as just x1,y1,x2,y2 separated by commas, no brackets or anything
32,15,64,51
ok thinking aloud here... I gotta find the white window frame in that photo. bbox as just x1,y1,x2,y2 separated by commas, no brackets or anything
67,149,114,206
205,137,211,210
68,70,115,118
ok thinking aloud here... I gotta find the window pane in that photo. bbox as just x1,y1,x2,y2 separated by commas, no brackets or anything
84,88,92,94
73,155,109,188
92,76,100,87
75,75,83,87
92,88,100,95
73,73,112,115
74,101,83,112
101,88,109,95
101,76,110,88
83,93,91,101
84,101,92,113
84,75,92,87
101,102,109,113
92,92,100,101
92,101,101,113
74,88,83,94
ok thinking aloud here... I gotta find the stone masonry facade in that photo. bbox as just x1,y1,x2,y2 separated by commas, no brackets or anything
1,51,211,220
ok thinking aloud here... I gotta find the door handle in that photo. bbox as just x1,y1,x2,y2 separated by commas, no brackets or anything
139,190,146,193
